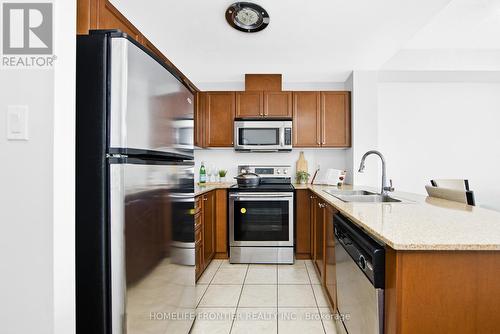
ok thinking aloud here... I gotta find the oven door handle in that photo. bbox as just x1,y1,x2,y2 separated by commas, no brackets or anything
229,193,293,199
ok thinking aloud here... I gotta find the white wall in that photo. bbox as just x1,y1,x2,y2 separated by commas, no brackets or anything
378,80,500,210
0,1,76,333
53,0,76,333
346,71,380,188
0,69,55,334
196,81,346,91
194,149,348,182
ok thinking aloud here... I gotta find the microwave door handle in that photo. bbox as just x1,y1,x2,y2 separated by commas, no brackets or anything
280,129,285,147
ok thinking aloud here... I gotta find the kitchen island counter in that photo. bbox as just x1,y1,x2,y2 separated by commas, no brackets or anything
300,184,500,251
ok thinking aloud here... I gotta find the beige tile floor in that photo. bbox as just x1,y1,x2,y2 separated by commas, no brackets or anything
192,259,339,334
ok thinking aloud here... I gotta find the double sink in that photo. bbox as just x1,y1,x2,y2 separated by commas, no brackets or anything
324,189,402,203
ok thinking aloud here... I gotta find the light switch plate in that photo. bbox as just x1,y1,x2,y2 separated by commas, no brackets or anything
7,105,29,140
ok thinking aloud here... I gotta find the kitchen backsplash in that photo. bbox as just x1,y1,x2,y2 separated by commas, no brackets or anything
194,148,349,183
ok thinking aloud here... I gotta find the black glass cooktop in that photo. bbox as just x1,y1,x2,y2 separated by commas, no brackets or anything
229,183,294,192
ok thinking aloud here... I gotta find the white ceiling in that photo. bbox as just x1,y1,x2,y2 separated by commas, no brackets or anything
403,0,500,49
111,0,499,85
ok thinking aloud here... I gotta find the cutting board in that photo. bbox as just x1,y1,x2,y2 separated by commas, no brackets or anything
296,152,308,172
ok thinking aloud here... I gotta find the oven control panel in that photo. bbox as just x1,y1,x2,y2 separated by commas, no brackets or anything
239,165,291,178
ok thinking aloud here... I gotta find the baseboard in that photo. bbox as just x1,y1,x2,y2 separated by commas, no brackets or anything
214,252,229,259
295,253,312,260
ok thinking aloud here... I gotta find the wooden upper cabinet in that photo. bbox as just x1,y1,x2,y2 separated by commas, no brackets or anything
293,92,321,147
194,92,205,147
321,92,351,147
236,92,263,117
205,92,235,147
77,0,198,92
264,92,292,117
78,0,141,39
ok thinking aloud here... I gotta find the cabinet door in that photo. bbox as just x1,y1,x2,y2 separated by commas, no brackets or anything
310,194,317,259
314,201,325,283
295,190,312,258
203,191,215,264
236,92,263,117
321,92,351,147
195,224,203,280
325,204,337,309
205,92,235,147
214,189,228,258
293,92,321,147
264,92,292,117
194,92,205,148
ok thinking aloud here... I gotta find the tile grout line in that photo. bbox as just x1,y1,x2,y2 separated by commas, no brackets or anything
276,263,279,334
228,264,249,334
305,261,328,334
195,260,223,308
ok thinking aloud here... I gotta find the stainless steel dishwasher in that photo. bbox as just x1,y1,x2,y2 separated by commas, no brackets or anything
334,214,385,334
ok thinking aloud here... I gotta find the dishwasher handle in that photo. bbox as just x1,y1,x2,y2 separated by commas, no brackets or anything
334,213,386,289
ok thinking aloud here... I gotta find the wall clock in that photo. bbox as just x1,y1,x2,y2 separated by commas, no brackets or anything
225,2,270,33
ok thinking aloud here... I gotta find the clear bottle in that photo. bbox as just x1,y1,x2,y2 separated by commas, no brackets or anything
199,161,207,184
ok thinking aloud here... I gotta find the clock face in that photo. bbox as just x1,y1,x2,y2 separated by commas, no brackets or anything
226,2,270,33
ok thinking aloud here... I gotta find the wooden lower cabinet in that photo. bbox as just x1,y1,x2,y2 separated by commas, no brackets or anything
202,191,215,265
295,189,312,259
195,224,203,281
324,204,338,309
314,198,326,283
214,189,228,259
195,189,228,281
385,249,500,334
299,190,336,311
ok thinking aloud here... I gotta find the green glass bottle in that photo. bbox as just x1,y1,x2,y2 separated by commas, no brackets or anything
199,161,207,184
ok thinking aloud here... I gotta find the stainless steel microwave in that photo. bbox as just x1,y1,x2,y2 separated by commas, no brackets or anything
234,118,292,152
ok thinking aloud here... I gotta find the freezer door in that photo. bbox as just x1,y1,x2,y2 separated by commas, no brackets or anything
109,158,195,334
109,37,194,159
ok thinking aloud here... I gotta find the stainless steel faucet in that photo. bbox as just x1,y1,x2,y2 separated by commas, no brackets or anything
358,150,394,196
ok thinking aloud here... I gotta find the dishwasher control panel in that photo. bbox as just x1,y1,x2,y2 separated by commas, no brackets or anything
334,214,385,288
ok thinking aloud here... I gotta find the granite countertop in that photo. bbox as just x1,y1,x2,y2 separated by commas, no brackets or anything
194,182,235,196
193,182,500,251
303,184,500,251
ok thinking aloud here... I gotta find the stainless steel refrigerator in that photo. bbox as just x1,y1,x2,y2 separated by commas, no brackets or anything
76,30,195,334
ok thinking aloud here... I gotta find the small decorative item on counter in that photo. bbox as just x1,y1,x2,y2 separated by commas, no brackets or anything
315,168,347,186
296,171,310,184
199,161,207,184
296,151,308,173
337,171,346,187
218,169,228,182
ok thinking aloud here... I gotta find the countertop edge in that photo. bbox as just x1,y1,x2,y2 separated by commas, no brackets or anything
193,183,500,251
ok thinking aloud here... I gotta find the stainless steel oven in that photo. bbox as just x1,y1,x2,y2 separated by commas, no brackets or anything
229,191,294,263
229,165,294,264
234,118,292,152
